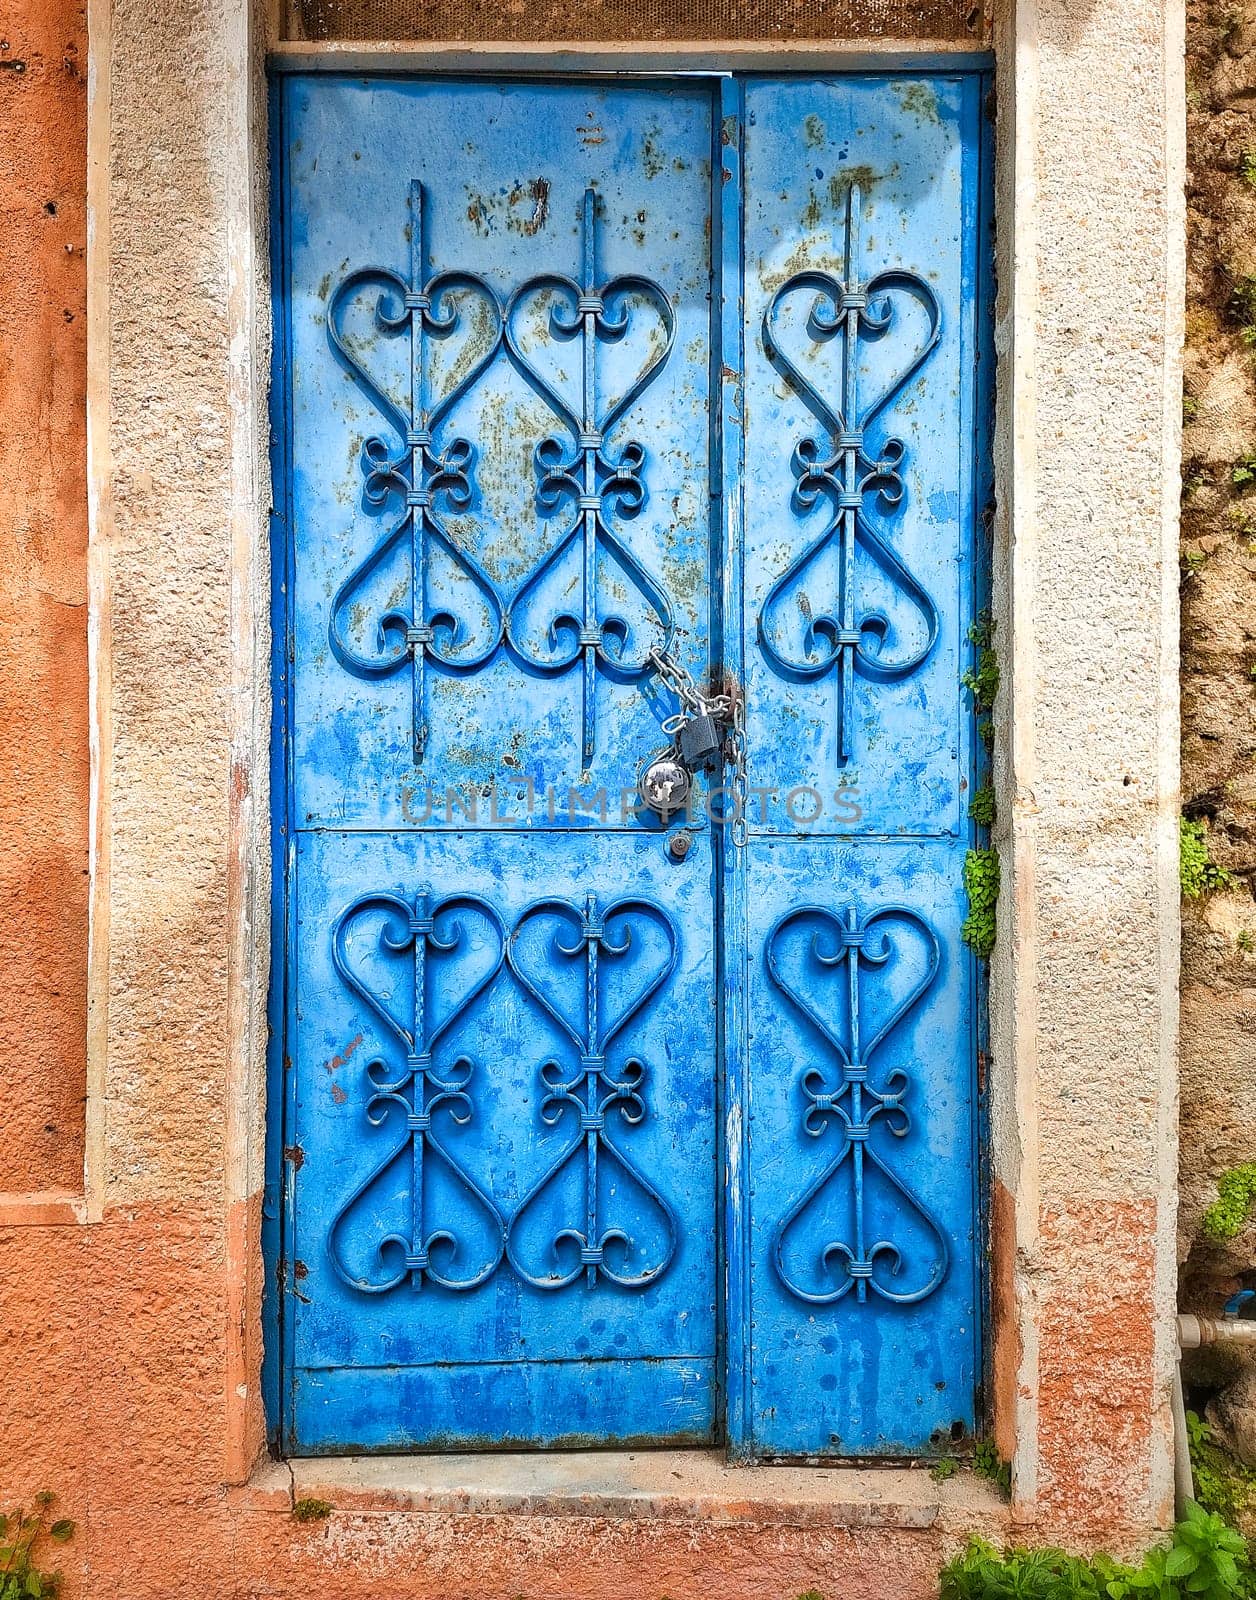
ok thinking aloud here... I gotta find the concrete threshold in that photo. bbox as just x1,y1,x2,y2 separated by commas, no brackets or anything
264,1450,1011,1531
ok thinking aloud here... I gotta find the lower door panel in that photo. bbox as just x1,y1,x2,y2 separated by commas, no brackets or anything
287,830,718,1453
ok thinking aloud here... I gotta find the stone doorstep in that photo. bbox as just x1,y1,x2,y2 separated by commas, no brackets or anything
236,1451,1011,1531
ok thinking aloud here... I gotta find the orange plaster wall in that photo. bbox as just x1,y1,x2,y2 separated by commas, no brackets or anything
1034,1199,1166,1536
0,0,89,1194
988,1180,1020,1468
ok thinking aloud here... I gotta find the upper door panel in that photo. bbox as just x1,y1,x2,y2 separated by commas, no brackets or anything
281,78,715,832
742,75,984,839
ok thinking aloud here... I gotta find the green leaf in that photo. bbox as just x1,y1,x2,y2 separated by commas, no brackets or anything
1212,1552,1239,1584
1165,1546,1199,1577
46,1526,71,1547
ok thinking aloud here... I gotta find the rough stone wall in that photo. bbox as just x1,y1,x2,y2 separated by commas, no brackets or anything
1179,0,1256,1434
0,0,89,1193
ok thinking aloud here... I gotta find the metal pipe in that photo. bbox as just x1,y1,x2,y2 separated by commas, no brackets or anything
1174,1314,1256,1516
1172,1355,1193,1514
1178,1313,1256,1349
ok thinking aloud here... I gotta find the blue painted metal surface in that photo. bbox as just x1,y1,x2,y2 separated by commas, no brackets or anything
271,69,988,1459
735,74,985,1456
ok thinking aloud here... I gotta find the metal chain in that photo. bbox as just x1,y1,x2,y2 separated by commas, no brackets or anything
646,644,746,847
646,645,735,721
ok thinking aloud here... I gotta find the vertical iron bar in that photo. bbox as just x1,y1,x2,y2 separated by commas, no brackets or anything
408,179,430,765
410,889,430,1291
584,892,600,1287
580,188,599,770
846,906,866,1304
838,187,862,769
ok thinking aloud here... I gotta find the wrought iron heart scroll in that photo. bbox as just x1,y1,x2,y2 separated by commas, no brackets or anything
506,893,680,1290
326,890,507,1293
326,179,506,765
759,184,942,765
765,903,949,1306
504,188,678,770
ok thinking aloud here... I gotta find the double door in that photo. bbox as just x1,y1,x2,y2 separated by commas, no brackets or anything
272,69,988,1458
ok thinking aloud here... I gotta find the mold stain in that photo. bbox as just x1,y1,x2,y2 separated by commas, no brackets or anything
896,81,941,125
507,178,550,237
466,194,488,236
829,166,880,207
642,122,665,180
576,111,605,148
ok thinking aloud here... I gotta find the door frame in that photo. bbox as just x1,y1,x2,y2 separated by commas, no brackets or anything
263,58,997,1462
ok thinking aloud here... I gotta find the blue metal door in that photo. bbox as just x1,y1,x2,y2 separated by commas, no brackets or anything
271,71,988,1458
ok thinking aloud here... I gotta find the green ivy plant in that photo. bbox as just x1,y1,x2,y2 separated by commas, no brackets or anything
1180,817,1235,899
940,1502,1253,1600
1200,1166,1256,1245
962,848,1001,958
1187,1411,1256,1524
972,1440,1012,1499
0,1494,74,1600
969,786,996,829
1233,453,1256,487
291,1498,332,1523
963,613,1000,754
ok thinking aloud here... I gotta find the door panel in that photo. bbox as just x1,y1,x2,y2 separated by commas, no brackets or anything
742,837,977,1455
742,75,979,838
278,77,720,1453
736,77,984,1455
282,77,715,832
273,70,988,1460
290,831,717,1451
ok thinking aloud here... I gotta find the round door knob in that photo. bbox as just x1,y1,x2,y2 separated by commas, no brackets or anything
638,755,691,821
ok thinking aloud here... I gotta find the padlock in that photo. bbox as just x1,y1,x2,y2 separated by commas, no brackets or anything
677,712,723,773
638,753,691,820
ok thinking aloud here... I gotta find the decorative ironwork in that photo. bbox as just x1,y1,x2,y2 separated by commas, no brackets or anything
766,903,949,1305
504,188,678,769
327,890,507,1292
327,180,505,764
759,183,941,765
506,893,679,1289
